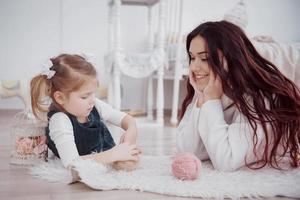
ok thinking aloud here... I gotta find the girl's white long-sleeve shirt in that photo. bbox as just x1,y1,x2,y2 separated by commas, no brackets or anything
48,98,126,168
177,95,267,172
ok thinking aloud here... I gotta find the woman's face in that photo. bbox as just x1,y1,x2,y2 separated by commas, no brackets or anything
188,36,210,91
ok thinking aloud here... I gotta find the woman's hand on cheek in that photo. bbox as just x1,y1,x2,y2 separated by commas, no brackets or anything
189,70,205,107
189,70,202,95
203,70,223,102
189,70,222,107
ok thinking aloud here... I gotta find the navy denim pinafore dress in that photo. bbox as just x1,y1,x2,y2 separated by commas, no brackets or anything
46,107,116,158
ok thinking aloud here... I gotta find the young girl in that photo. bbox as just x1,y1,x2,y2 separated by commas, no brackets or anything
177,21,300,172
30,54,140,169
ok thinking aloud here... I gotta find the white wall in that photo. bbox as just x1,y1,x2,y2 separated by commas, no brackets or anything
0,0,299,110
182,0,300,42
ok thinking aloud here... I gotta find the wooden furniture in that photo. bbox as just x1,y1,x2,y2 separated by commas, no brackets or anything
165,0,186,125
107,0,166,125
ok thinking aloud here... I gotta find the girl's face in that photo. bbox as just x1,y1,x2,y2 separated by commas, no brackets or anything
62,78,97,123
189,36,210,91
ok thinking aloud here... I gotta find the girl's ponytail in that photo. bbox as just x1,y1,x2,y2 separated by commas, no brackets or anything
30,75,51,120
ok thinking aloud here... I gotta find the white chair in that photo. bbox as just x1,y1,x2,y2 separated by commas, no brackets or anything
163,0,188,125
0,80,31,109
106,0,166,125
147,0,187,125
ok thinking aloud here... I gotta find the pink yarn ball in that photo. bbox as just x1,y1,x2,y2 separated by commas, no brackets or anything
171,152,201,180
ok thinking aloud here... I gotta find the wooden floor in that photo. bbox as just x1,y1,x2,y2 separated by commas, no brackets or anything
0,109,295,200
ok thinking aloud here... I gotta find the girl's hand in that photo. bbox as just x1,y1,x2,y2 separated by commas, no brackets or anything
111,143,141,162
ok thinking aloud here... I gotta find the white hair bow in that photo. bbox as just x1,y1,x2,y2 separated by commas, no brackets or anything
81,52,93,63
40,59,56,79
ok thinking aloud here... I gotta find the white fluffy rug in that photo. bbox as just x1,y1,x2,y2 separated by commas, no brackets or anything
30,155,300,199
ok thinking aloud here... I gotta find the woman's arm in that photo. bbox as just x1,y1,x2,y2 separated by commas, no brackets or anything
176,98,210,160
198,99,265,171
188,66,263,171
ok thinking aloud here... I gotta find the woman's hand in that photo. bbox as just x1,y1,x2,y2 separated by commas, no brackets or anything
111,143,141,162
189,69,202,95
189,69,223,107
202,69,223,102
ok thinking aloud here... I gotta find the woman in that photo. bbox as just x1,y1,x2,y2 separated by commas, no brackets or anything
177,20,300,171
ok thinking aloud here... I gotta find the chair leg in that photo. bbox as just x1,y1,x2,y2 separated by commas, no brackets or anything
170,36,183,125
171,76,180,125
107,79,114,106
113,71,121,110
156,73,164,125
147,76,153,120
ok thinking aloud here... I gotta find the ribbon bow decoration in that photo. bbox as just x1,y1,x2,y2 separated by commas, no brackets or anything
40,59,55,79
81,52,94,63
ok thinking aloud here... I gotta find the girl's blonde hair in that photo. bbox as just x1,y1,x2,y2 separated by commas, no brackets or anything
30,54,97,119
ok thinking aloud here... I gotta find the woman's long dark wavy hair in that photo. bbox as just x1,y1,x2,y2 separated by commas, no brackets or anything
180,20,300,169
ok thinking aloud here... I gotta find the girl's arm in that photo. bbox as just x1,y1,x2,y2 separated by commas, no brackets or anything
48,112,80,168
119,114,137,144
81,142,139,164
49,113,139,169
94,98,137,144
197,99,266,172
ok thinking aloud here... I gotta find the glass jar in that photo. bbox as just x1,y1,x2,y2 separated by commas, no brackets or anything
10,110,48,165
